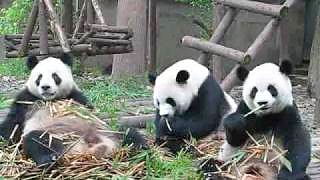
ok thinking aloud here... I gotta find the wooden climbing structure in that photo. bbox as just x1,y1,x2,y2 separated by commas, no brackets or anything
4,0,133,58
181,0,299,92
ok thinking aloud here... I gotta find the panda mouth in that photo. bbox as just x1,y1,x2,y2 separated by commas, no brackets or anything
41,92,55,97
260,106,270,110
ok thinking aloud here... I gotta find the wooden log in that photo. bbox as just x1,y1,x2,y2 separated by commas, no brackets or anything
88,38,131,45
181,36,251,64
245,18,279,61
283,0,300,8
72,0,87,40
215,0,288,17
5,34,53,40
94,45,133,55
198,8,238,66
85,24,133,34
147,0,157,75
18,0,39,56
91,0,106,24
74,30,94,45
220,64,241,92
62,0,73,34
7,44,133,57
39,0,49,55
7,44,91,57
43,0,71,53
118,114,155,128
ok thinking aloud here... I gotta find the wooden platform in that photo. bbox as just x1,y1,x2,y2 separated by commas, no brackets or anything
0,108,319,178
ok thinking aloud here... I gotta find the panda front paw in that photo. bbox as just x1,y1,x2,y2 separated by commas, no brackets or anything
223,113,247,132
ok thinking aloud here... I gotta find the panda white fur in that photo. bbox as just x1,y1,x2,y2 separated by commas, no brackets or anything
219,61,311,180
149,59,236,152
0,54,146,167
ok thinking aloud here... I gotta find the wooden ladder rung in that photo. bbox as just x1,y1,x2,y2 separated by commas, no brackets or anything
215,0,288,17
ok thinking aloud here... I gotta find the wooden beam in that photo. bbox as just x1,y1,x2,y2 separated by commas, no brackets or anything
91,0,106,24
88,38,131,45
39,0,49,55
147,0,157,74
198,8,238,66
5,34,53,40
181,36,251,64
43,0,71,53
215,0,288,17
18,0,39,56
85,24,133,34
245,18,280,61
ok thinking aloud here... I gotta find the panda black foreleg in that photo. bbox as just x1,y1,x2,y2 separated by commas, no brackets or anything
278,125,311,180
23,130,65,167
68,89,94,109
223,112,248,147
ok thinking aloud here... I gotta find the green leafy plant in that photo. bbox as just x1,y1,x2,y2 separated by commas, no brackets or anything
0,0,33,34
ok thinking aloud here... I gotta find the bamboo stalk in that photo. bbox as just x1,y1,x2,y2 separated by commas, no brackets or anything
72,0,87,40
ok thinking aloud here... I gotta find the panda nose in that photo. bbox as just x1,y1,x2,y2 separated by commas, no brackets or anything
41,85,51,91
257,101,268,106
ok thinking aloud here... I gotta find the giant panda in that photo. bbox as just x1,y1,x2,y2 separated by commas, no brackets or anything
0,54,146,167
149,59,236,152
218,61,311,180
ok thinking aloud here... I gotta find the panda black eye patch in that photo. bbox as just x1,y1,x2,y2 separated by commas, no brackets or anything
268,85,278,97
250,87,258,99
35,74,42,86
166,97,176,107
52,73,62,85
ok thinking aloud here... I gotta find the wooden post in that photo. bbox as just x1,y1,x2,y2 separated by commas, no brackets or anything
39,0,49,55
198,8,238,66
62,0,73,34
87,0,95,26
246,18,280,61
181,36,250,64
220,64,241,92
73,0,87,40
91,0,106,25
148,0,157,74
19,0,39,56
215,0,288,17
43,0,71,53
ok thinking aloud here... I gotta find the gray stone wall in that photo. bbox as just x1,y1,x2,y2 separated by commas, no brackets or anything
85,0,204,72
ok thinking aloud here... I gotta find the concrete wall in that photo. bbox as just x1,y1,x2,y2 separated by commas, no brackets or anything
85,0,204,72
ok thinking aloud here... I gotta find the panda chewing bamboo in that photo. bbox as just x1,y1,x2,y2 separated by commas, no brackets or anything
218,61,311,180
0,54,146,167
149,59,237,152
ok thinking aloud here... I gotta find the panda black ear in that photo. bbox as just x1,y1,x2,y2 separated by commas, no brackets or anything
148,73,157,85
279,60,293,76
26,55,39,70
176,70,189,84
236,66,249,81
60,53,73,67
